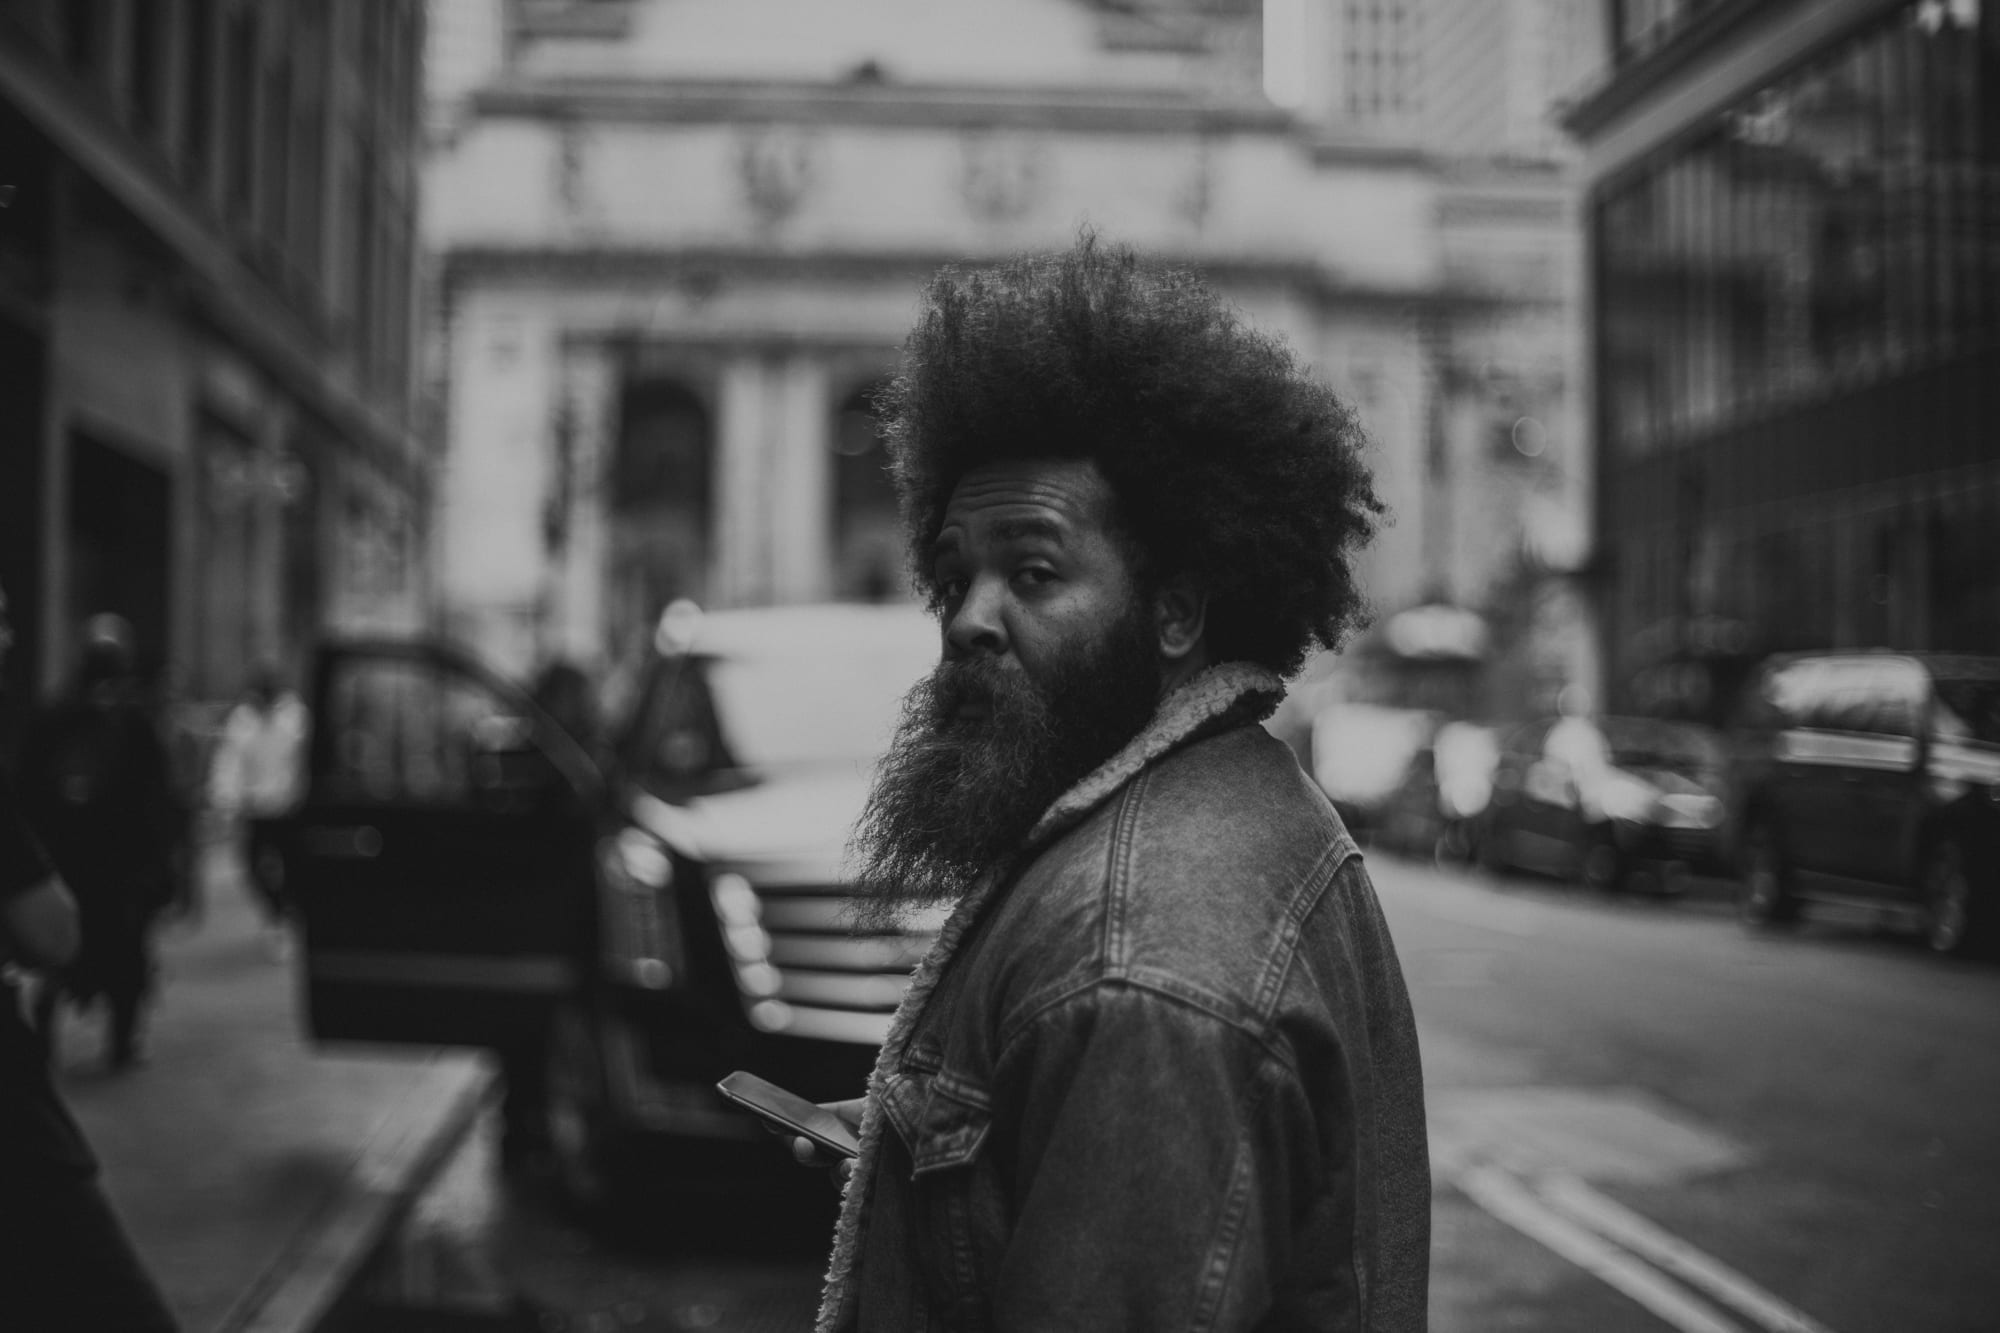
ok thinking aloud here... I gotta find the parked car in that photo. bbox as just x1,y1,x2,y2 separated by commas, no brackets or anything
284,603,945,1211
1727,651,2000,956
1473,714,1729,894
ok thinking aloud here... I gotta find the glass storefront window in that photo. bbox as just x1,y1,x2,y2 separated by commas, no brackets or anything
1599,0,2000,457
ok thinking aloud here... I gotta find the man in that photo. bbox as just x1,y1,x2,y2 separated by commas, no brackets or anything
18,616,179,1069
0,584,178,1328
805,237,1430,1331
208,662,309,956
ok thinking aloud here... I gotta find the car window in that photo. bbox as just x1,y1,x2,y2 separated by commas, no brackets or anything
1762,657,1836,729
1934,675,2000,744
1804,657,1925,735
319,657,538,806
706,643,934,772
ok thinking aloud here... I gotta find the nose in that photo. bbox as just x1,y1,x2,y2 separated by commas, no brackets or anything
943,576,1006,660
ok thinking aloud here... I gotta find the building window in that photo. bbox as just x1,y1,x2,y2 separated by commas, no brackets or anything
1343,0,1420,124
1597,0,2000,455
180,0,214,189
127,0,162,139
832,379,902,600
224,7,257,223
609,379,714,621
60,0,100,79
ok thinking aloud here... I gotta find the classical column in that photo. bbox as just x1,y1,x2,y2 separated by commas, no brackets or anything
550,339,616,666
769,354,832,605
714,353,773,608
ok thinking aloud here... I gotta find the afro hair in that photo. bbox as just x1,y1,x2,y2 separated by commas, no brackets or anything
880,233,1382,678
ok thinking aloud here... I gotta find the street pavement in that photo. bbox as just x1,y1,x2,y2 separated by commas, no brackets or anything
46,829,491,1333
1394,854,2000,1333
353,849,2000,1333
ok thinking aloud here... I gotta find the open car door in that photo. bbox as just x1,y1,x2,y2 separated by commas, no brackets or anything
288,641,600,1049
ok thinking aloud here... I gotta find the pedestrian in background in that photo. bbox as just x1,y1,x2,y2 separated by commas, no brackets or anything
206,663,308,959
0,585,179,1329
18,617,179,1072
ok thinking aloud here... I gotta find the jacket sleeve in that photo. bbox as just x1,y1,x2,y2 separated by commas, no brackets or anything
989,981,1319,1333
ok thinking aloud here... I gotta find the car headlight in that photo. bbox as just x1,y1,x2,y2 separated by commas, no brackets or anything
613,827,674,888
1658,792,1722,829
598,830,682,988
1596,773,1661,823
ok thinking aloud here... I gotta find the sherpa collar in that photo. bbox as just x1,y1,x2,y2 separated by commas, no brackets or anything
814,661,1285,1331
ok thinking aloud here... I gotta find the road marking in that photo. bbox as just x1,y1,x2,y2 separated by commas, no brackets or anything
1539,1174,1836,1333
1458,1164,1745,1333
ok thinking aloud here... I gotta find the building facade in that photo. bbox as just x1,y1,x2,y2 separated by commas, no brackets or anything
0,0,428,724
1567,0,2000,719
426,0,1595,726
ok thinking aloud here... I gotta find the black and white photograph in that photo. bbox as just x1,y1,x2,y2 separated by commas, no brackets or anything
1,1,1996,1330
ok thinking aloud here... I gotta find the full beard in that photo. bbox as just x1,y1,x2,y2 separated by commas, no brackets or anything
847,602,1163,930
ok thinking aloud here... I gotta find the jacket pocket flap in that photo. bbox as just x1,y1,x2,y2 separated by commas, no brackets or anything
880,1070,992,1177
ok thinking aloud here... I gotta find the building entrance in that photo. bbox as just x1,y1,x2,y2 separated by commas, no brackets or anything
67,431,171,682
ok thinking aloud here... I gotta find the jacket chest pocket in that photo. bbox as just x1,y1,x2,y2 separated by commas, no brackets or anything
880,1065,1000,1330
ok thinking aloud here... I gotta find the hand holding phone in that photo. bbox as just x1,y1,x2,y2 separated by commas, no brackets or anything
717,1071,862,1160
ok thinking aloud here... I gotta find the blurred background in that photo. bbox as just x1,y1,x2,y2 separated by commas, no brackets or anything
2,0,1990,754
2,3,1997,1331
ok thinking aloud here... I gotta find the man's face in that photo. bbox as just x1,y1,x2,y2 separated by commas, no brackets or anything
849,459,1166,920
929,458,1145,695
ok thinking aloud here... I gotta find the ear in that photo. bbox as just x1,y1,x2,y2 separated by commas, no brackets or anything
1154,577,1208,663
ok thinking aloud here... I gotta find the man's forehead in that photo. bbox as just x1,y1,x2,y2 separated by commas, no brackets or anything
939,459,1112,539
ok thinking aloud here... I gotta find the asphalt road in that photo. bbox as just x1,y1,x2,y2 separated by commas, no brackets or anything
339,851,2000,1332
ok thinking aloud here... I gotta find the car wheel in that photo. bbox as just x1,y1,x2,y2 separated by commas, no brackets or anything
545,1002,621,1216
1738,823,1798,928
1580,833,1623,894
1922,838,1979,957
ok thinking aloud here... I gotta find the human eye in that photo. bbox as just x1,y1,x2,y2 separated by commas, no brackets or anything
1010,564,1059,593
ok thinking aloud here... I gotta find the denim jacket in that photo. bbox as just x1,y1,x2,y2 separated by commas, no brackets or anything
818,664,1431,1332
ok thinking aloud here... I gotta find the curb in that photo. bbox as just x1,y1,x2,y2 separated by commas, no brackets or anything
212,1053,495,1333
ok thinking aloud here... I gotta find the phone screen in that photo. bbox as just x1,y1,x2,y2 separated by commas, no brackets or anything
717,1071,861,1160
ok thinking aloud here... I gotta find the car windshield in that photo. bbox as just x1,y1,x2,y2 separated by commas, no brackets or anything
706,644,934,771
631,617,941,789
1600,718,1721,776
1934,676,2000,745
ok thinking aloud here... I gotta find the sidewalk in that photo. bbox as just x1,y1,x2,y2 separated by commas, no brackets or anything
51,833,492,1333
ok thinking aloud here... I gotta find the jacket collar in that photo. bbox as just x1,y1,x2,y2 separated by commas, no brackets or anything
815,661,1286,1331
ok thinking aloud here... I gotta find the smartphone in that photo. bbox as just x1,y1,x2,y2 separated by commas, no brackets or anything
716,1070,861,1160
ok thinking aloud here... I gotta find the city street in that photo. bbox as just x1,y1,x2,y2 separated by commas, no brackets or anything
338,852,2000,1333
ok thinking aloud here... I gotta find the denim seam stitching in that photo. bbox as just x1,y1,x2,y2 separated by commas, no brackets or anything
995,974,1299,1079
1248,839,1354,1021
1189,1055,1285,1333
1103,769,1149,981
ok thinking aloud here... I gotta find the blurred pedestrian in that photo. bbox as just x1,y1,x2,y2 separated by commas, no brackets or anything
0,585,178,1329
206,663,307,958
806,237,1428,1331
17,616,179,1071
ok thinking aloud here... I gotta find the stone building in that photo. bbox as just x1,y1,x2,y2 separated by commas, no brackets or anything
425,0,1594,725
0,0,428,720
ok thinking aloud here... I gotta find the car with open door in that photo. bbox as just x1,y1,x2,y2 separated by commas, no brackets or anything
286,603,946,1215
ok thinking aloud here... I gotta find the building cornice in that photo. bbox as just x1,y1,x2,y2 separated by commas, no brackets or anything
0,25,421,484
1562,0,1901,140
470,75,1294,135
439,243,1444,310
